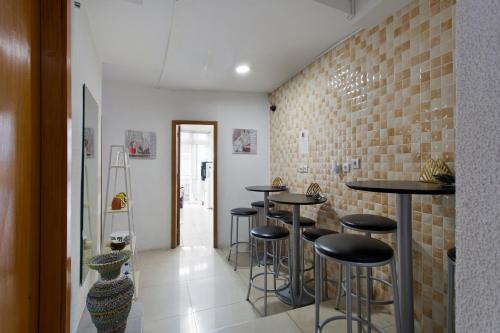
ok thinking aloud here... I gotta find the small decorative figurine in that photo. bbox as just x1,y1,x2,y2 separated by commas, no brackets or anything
419,158,453,183
272,177,284,187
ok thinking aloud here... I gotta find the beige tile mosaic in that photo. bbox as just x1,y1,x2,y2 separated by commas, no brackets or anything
269,1,455,332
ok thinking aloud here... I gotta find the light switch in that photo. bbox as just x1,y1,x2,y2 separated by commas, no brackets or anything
342,162,350,173
352,158,360,169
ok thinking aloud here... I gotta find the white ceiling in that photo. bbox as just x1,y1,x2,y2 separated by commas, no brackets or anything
85,0,410,93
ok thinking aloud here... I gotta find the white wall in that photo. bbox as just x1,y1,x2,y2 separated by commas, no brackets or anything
70,1,102,332
456,1,500,332
102,81,270,251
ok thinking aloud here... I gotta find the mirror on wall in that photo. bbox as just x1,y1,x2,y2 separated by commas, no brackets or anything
80,85,99,284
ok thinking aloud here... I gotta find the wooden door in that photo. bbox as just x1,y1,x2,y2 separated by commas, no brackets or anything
0,0,41,331
1,0,70,332
171,120,218,248
176,124,181,246
171,124,181,248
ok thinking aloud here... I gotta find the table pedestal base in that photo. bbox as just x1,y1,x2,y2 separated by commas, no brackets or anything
276,286,315,307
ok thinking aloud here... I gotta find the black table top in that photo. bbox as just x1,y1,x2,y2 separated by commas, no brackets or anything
269,193,327,205
245,185,288,192
345,180,455,195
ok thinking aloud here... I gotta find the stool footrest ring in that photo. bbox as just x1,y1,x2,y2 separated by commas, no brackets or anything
318,314,387,333
303,278,336,298
339,275,394,305
248,272,289,293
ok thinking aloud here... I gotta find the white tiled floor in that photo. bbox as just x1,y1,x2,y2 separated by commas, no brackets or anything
138,245,398,333
180,203,213,247
139,203,396,332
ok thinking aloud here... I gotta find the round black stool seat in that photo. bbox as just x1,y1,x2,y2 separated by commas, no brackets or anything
315,233,393,264
267,210,291,219
251,201,275,208
231,207,258,216
447,246,456,262
340,214,397,233
303,228,338,242
251,225,289,240
280,215,316,227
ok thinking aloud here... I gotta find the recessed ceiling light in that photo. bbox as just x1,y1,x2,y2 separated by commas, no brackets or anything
235,64,250,75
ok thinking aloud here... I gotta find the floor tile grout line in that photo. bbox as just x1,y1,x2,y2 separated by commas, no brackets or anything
190,297,251,315
185,280,200,333
198,317,257,333
285,311,308,333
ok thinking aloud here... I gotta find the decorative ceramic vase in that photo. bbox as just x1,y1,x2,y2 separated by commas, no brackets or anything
86,250,134,333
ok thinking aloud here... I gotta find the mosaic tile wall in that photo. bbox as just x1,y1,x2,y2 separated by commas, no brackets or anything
270,0,455,331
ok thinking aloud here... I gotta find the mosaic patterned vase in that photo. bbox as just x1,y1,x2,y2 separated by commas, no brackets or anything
86,251,134,333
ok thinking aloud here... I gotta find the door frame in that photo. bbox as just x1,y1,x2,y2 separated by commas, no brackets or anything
171,120,218,248
40,0,72,332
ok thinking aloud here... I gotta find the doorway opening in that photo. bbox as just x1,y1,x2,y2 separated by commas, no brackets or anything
172,121,218,248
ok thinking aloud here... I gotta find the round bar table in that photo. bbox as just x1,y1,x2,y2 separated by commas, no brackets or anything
269,193,327,307
245,185,288,222
345,181,455,333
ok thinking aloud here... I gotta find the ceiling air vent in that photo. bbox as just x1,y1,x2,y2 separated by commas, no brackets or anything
313,0,356,19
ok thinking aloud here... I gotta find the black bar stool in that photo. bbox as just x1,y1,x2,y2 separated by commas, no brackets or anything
251,201,275,209
266,210,291,225
228,207,258,271
336,214,397,311
314,233,401,333
251,201,275,226
447,246,456,333
246,225,290,316
302,228,338,299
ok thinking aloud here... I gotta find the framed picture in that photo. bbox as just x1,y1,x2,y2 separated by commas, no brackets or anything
232,129,257,154
84,127,94,158
125,130,157,159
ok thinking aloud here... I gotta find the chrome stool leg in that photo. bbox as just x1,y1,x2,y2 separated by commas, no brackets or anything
246,236,254,301
323,259,328,299
335,263,343,310
355,266,362,333
335,226,345,310
264,240,268,316
366,266,372,333
390,259,402,333
346,264,353,333
228,215,233,262
235,216,239,270
447,255,455,333
314,252,322,333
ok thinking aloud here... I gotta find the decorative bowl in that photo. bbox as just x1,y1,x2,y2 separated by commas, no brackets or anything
88,250,132,280
110,241,126,251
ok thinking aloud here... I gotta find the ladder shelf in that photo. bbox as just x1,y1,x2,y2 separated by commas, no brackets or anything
102,145,139,298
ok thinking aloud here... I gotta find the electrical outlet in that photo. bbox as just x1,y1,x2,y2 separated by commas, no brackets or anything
332,160,339,174
352,158,360,169
342,162,350,173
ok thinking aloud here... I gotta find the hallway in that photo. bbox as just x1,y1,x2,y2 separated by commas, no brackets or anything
180,203,213,247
